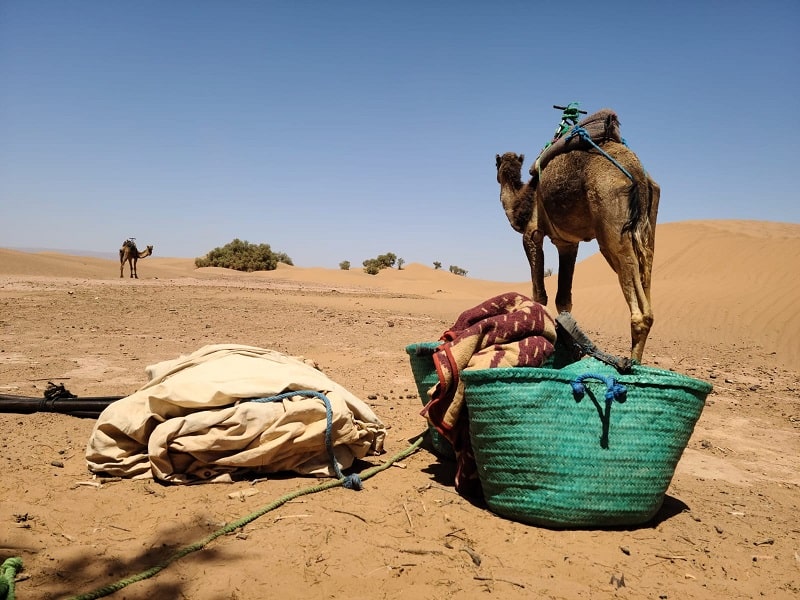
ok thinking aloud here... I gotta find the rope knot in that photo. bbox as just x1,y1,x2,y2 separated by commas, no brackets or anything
571,374,627,404
342,473,363,490
606,381,627,403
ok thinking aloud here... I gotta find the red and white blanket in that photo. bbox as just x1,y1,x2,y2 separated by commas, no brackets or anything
420,292,556,498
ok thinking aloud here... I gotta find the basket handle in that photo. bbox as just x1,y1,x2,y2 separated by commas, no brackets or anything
570,374,627,449
570,373,627,404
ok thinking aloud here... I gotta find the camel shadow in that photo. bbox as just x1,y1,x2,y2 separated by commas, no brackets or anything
31,504,237,600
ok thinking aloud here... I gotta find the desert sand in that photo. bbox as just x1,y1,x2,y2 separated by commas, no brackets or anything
1,219,798,600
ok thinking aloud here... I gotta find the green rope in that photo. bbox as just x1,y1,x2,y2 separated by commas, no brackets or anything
0,557,23,600
67,435,425,600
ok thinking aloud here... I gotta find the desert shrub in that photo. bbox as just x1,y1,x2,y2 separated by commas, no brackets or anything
339,260,351,270
362,259,381,275
195,238,290,272
544,267,553,278
433,261,442,270
362,252,397,275
397,258,405,270
449,265,468,277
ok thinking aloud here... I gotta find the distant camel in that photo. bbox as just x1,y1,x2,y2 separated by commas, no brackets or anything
495,143,659,363
119,239,154,279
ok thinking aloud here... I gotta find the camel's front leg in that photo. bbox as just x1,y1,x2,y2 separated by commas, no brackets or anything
554,242,579,314
131,258,138,278
522,227,547,306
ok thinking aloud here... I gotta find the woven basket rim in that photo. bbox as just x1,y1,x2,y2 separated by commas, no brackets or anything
461,359,712,394
405,342,440,356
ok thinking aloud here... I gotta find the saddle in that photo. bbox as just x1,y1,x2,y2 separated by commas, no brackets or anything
531,108,623,177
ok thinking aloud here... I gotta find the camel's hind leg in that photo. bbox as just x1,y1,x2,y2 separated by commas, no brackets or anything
598,240,653,363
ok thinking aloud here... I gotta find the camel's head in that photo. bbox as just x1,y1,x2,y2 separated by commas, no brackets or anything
495,152,525,183
146,245,154,255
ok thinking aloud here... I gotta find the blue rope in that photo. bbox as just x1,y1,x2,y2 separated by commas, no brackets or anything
250,390,363,490
570,373,627,404
566,126,634,182
570,373,627,449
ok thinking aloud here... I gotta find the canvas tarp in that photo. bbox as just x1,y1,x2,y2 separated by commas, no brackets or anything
85,344,386,484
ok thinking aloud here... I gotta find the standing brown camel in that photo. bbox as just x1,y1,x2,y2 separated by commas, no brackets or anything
495,143,659,362
119,239,154,279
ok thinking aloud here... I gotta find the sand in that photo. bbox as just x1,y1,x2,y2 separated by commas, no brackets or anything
1,219,798,599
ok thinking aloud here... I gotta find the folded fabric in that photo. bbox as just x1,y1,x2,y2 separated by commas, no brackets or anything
421,293,556,498
85,344,386,484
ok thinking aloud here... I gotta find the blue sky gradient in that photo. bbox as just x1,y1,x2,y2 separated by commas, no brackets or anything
1,1,797,281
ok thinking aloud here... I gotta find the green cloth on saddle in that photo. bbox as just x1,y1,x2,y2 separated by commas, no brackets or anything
532,108,623,176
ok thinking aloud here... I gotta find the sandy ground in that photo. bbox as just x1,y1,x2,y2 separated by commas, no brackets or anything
1,219,798,600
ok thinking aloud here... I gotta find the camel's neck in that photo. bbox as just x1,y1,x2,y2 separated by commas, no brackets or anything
498,170,535,234
138,249,152,258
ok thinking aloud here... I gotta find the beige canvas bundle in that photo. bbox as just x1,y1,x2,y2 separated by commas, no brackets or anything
85,344,386,483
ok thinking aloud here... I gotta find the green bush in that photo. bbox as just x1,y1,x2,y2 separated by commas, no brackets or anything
449,265,468,277
195,238,290,272
363,260,381,275
433,261,442,270
362,252,397,275
339,260,351,270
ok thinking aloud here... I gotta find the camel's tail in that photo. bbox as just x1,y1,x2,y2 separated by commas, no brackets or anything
621,181,641,238
625,176,659,279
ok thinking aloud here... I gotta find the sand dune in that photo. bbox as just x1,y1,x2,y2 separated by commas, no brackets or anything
2,219,798,367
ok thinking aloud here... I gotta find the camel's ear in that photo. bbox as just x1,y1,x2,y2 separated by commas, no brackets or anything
519,154,525,164
495,154,501,168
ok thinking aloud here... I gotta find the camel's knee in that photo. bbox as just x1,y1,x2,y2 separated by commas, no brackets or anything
629,312,654,363
630,311,653,337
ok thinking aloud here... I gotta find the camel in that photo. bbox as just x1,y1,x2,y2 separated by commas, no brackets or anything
495,143,660,363
119,239,154,279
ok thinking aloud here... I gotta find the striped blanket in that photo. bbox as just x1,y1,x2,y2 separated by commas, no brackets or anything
420,292,557,498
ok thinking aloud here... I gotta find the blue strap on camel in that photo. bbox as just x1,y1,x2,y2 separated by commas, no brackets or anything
531,103,631,183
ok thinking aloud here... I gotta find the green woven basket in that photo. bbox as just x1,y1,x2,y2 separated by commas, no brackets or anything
405,342,456,460
461,357,712,528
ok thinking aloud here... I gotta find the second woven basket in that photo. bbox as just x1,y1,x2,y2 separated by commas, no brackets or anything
405,342,456,460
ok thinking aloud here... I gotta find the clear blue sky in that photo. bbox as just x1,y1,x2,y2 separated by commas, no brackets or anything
1,1,798,281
